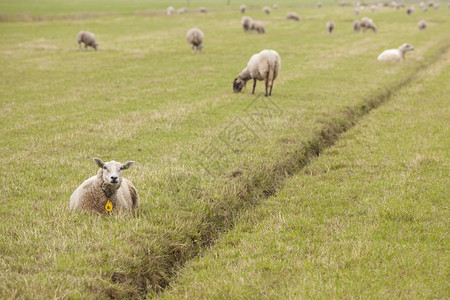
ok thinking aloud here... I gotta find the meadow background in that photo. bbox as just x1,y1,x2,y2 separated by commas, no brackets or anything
0,0,449,298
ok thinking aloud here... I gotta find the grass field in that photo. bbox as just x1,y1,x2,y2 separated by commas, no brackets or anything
0,0,449,298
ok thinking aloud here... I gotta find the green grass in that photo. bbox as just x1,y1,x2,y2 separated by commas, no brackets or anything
163,44,450,299
0,1,449,298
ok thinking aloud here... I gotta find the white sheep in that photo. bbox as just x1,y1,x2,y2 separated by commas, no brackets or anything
178,7,187,14
198,7,207,13
418,20,427,30
377,43,414,61
186,27,204,54
273,4,279,9
241,16,253,32
77,31,99,51
286,12,300,22
240,4,246,14
433,3,439,9
317,2,323,8
69,158,139,214
167,6,175,16
326,21,335,34
233,49,281,97
361,17,377,32
263,6,271,15
353,20,361,33
250,21,265,34
406,6,415,15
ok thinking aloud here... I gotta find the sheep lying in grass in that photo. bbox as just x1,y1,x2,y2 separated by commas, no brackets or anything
251,21,265,34
377,43,414,61
70,158,139,214
326,21,335,34
361,17,377,32
418,20,427,30
263,6,271,14
77,31,98,51
353,20,361,32
233,49,281,97
186,28,204,54
167,6,175,16
286,12,300,22
241,16,253,32
240,4,246,14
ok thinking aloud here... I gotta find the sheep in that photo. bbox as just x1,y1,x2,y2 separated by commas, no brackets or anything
371,5,378,12
69,158,139,214
360,17,377,32
433,3,439,9
178,7,187,14
423,6,428,12
77,31,98,51
353,20,361,33
233,49,281,97
406,6,415,15
186,27,204,54
354,8,360,15
326,21,335,34
273,4,279,9
418,20,427,30
263,6,271,15
250,21,265,34
198,7,207,13
377,43,414,61
286,12,301,22
167,6,175,16
317,2,323,8
240,4,246,14
241,16,253,32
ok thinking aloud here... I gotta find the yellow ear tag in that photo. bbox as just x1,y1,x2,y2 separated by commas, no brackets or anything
105,200,113,212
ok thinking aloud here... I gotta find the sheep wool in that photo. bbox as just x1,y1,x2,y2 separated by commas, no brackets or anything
233,49,281,97
418,20,427,30
377,43,414,61
286,12,300,22
326,21,335,34
186,27,204,54
77,31,98,51
353,20,361,33
240,4,246,14
241,16,253,32
251,21,265,34
167,6,175,16
69,158,139,214
263,6,271,15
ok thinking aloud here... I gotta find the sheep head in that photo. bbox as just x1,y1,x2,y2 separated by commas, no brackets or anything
93,158,134,186
233,77,246,93
93,43,99,50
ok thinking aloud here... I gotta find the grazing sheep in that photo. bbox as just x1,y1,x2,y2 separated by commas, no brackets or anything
263,6,271,15
286,12,300,22
377,43,414,61
317,2,323,8
428,2,434,7
167,6,175,16
69,158,139,214
233,49,281,97
273,4,279,9
418,20,427,30
240,4,246,14
77,31,98,51
361,17,377,32
198,7,207,13
186,27,204,54
178,7,187,14
406,6,415,15
241,16,253,32
250,21,265,34
326,21,335,34
433,3,439,9
354,8,360,15
353,20,361,33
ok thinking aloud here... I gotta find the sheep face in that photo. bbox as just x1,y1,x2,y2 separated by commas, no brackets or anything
93,158,134,186
233,77,246,93
93,43,99,50
400,43,414,52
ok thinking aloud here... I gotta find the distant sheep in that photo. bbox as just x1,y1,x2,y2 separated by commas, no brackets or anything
178,7,187,14
406,6,415,15
233,49,281,97
317,2,323,8
423,6,428,12
77,31,98,51
240,4,246,14
263,6,271,14
354,8,360,15
377,43,414,61
167,6,175,16
353,20,361,32
251,21,265,34
433,3,439,9
69,158,139,214
326,21,335,34
361,17,377,32
418,20,427,30
241,16,253,32
186,27,204,54
273,4,279,9
198,7,207,13
286,12,300,22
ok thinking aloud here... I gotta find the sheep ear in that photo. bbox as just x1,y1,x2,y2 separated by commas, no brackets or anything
122,161,135,170
93,158,104,168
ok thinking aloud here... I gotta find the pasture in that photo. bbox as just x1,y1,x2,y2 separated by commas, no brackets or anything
0,0,449,298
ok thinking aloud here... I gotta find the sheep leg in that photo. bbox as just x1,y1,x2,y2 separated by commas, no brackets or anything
252,79,257,94
192,46,195,54
265,79,269,97
269,83,273,96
